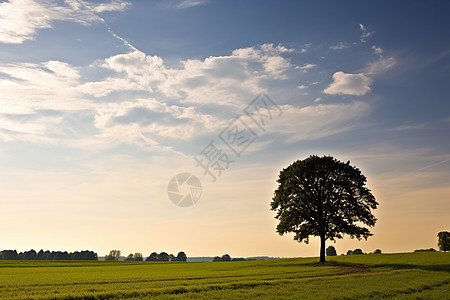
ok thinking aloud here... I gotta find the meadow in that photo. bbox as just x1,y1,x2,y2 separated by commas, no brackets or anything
0,252,448,299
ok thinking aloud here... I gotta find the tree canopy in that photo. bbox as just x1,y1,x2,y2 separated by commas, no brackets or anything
271,155,378,262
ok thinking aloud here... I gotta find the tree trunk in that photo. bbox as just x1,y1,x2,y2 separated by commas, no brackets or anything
319,234,326,262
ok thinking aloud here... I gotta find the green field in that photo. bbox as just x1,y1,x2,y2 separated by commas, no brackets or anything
0,252,448,299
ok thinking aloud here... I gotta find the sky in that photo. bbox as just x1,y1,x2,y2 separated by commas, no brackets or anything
0,0,449,258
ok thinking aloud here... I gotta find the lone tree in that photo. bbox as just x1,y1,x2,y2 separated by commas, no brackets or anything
438,231,449,252
271,155,378,262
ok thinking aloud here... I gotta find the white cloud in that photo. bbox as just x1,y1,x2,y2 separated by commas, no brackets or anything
176,0,209,9
371,45,383,54
94,98,223,143
296,63,317,70
0,0,130,44
299,43,311,53
330,42,348,50
323,71,372,96
0,60,89,113
260,43,295,54
86,43,296,106
297,85,308,89
86,0,130,13
0,38,375,150
0,42,302,146
263,56,291,77
359,23,373,42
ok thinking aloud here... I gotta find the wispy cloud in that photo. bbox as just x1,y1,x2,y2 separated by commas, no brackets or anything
296,63,317,70
365,45,395,75
359,23,374,43
260,101,371,142
176,0,209,9
0,0,130,44
330,42,348,50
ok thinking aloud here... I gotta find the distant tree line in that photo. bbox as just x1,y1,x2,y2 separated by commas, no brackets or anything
325,246,382,256
212,254,246,262
145,251,187,262
414,248,436,252
0,249,97,260
104,250,187,262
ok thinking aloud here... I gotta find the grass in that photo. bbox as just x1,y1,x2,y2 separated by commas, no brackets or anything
0,252,448,299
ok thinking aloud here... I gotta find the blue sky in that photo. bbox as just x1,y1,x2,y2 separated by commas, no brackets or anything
0,0,449,257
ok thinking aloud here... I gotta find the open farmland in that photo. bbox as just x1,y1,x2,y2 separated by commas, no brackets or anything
0,252,448,299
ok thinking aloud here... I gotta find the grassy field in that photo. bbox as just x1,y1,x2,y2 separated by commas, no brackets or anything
0,252,448,299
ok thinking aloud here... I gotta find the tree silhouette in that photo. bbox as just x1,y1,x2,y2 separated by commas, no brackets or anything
326,246,337,256
271,155,378,262
146,252,159,261
221,254,231,261
105,250,121,261
438,231,449,252
125,254,134,261
352,248,364,255
176,251,187,262
159,252,170,261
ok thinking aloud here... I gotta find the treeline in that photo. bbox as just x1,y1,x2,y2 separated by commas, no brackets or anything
213,254,246,262
0,249,98,260
104,250,187,262
325,246,382,256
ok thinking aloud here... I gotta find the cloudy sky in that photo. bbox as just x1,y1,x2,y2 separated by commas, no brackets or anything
0,0,449,257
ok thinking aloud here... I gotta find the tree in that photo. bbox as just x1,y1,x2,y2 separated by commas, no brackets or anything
346,250,353,255
221,254,231,261
134,253,143,261
414,248,436,252
105,250,121,261
212,254,232,262
437,231,449,252
232,257,246,261
37,250,45,260
24,249,37,260
80,250,98,260
53,251,71,260
0,250,18,260
373,249,382,254
176,251,187,262
352,249,363,255
42,251,53,260
271,155,378,262
159,252,170,261
146,252,159,261
326,246,337,256
125,254,134,261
